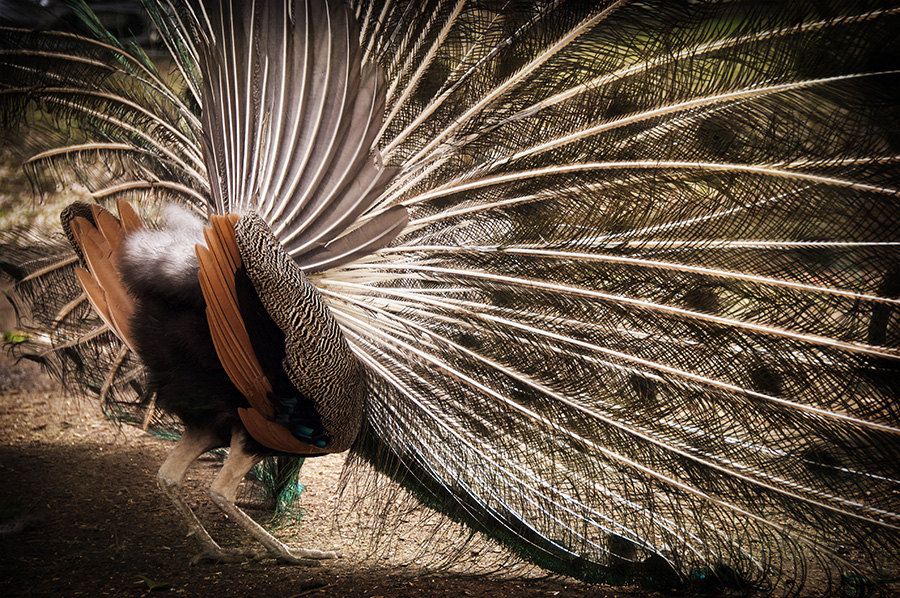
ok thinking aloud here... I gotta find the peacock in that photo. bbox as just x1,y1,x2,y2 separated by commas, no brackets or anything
1,0,899,594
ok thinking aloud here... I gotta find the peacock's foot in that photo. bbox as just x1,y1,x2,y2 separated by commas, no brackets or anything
188,543,337,566
266,546,339,565
190,546,266,565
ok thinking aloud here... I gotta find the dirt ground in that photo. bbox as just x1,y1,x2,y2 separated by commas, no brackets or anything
0,346,651,598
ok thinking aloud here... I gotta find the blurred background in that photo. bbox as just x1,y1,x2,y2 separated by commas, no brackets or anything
0,0,156,45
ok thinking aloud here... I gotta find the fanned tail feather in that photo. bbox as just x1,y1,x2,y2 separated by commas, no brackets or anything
330,0,900,591
196,0,406,266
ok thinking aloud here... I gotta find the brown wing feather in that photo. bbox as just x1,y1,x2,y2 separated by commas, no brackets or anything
210,215,241,270
91,204,124,253
77,225,135,340
238,407,326,454
196,216,275,419
70,212,136,350
197,215,328,454
115,198,144,234
73,265,116,335
196,259,260,394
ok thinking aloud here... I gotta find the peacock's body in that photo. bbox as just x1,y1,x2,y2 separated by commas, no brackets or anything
1,0,899,595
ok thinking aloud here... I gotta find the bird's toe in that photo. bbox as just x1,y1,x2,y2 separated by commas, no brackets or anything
270,547,339,565
190,547,266,565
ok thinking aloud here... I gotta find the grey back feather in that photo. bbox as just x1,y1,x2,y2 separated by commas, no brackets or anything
234,211,366,452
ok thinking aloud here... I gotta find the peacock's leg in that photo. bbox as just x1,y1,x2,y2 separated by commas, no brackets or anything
157,427,263,564
208,429,337,565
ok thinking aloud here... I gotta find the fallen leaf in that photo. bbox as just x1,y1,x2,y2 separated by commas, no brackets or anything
138,575,172,592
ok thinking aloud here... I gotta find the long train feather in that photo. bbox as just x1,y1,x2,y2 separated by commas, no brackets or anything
2,0,899,595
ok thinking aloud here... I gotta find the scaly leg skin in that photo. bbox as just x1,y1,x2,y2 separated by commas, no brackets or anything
208,429,338,565
157,427,264,564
